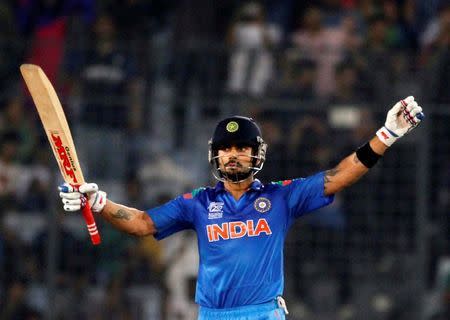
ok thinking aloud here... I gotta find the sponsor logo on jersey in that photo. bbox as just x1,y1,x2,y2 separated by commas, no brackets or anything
206,218,272,242
208,202,224,219
254,197,271,213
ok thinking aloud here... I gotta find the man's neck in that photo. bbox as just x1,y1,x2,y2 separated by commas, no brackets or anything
224,177,254,201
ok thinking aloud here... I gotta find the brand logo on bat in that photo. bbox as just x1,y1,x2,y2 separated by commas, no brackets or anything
51,133,78,183
206,218,272,242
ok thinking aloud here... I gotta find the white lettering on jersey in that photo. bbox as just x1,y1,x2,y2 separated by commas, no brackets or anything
208,202,224,219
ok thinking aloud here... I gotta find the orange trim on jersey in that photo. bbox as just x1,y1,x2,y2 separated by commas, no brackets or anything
282,180,292,186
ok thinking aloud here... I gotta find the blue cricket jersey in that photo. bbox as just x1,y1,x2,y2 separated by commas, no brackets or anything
147,171,334,309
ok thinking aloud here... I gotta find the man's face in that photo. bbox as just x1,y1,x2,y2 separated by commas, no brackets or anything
217,144,254,175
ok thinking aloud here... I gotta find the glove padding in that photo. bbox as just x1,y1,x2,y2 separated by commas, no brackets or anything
376,96,424,147
59,183,107,213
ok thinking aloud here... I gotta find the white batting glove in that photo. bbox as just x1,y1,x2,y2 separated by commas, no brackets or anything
59,183,107,213
376,96,424,147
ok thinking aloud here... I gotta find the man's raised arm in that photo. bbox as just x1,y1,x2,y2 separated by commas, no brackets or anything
324,96,424,196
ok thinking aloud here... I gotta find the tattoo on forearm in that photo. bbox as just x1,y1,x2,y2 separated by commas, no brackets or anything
111,209,133,221
324,168,339,184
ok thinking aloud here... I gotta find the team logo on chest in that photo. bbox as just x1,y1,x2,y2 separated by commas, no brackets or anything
254,197,271,213
208,202,224,219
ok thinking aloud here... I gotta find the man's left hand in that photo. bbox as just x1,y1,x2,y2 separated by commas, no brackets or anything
376,96,424,147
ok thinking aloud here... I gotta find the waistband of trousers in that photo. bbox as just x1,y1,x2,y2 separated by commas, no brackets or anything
199,300,279,317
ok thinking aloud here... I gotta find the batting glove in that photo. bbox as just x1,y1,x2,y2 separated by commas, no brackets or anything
376,96,424,147
59,183,107,213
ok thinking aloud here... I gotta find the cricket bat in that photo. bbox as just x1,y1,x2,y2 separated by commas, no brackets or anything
20,64,101,245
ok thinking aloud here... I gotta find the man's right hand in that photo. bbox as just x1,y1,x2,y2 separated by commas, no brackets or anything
59,183,107,213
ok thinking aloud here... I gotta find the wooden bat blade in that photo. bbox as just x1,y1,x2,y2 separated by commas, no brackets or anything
20,64,101,245
20,64,84,185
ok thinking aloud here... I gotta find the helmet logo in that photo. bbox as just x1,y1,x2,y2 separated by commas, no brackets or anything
254,197,271,213
226,121,239,132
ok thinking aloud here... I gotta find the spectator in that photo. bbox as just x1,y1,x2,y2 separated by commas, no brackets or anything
168,0,225,148
92,222,134,286
341,13,364,57
320,0,350,27
328,60,366,105
263,0,297,36
0,97,37,164
0,131,26,212
121,190,164,287
63,12,143,180
437,159,450,272
276,58,318,100
0,277,41,320
288,115,333,177
0,3,22,105
357,13,395,105
382,0,410,48
0,99,51,211
285,113,349,312
255,116,289,182
226,1,281,97
421,4,450,104
164,230,199,320
0,220,28,288
92,277,134,320
32,215,91,284
16,0,95,85
17,138,52,212
110,0,166,37
123,236,164,286
420,3,450,51
290,7,349,99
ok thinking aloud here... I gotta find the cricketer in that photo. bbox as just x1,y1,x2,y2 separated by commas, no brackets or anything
59,96,423,319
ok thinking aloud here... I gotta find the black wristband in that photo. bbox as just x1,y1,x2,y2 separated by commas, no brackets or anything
356,142,381,168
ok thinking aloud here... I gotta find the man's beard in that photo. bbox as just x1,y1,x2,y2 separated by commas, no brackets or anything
220,160,252,182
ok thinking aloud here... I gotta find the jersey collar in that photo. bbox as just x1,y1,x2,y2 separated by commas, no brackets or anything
215,179,263,193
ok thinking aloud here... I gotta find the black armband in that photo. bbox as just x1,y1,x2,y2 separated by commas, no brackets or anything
356,142,381,168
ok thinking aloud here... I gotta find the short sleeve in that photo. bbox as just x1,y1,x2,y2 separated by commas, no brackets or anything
287,171,334,221
147,196,194,240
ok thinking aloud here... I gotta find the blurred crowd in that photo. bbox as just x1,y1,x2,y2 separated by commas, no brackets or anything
0,0,449,319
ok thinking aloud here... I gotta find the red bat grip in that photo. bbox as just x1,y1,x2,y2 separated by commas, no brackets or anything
70,184,101,245
81,201,101,245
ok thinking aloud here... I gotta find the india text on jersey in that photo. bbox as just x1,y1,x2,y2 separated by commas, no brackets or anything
206,218,272,242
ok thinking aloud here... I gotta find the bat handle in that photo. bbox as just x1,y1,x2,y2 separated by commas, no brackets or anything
81,199,101,245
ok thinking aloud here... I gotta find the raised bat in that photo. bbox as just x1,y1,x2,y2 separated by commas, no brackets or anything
20,64,101,245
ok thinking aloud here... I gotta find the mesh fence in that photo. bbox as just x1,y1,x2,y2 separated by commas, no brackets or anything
1,36,449,320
